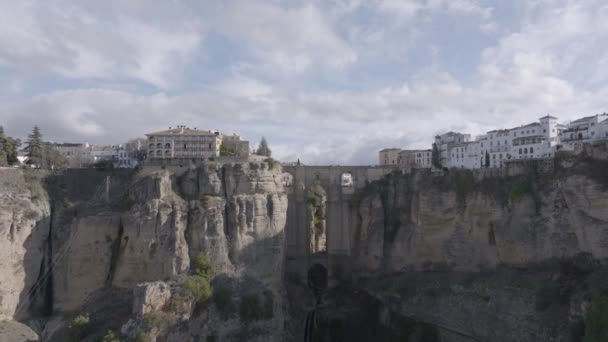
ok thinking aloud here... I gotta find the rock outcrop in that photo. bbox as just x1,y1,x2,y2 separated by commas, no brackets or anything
0,170,50,321
0,161,287,341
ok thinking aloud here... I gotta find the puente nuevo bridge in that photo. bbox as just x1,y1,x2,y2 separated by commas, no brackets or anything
282,165,394,283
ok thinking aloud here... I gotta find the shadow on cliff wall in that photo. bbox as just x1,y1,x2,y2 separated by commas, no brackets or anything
16,169,135,322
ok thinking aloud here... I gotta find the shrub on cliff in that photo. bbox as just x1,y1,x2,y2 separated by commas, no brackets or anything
214,287,236,319
191,253,214,279
68,314,90,341
136,332,152,342
101,330,121,342
185,275,213,303
239,294,263,323
584,295,608,342
264,157,278,170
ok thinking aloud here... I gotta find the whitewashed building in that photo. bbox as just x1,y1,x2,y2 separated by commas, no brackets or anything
435,132,472,168
379,113,607,171
560,114,608,150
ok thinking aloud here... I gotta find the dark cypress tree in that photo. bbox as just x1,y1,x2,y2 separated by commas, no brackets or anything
256,137,272,157
26,126,43,167
485,151,490,168
0,126,7,166
431,143,441,169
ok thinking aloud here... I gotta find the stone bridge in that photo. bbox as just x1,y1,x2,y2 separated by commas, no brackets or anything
281,165,394,283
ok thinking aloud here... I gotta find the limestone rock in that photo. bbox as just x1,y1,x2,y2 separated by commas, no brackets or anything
132,282,172,317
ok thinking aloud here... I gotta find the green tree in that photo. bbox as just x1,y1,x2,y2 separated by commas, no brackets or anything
41,145,68,170
185,253,214,304
0,126,19,166
185,275,213,303
219,143,236,157
25,126,43,167
191,253,214,278
431,143,441,169
484,151,490,168
125,137,147,162
256,137,272,157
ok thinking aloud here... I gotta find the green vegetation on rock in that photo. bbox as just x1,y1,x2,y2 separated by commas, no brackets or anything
135,332,152,342
185,275,213,303
265,157,278,170
219,143,237,157
510,179,532,199
185,253,214,304
68,314,90,342
239,294,263,323
214,287,236,319
101,330,121,342
144,311,176,330
584,295,608,342
191,253,214,279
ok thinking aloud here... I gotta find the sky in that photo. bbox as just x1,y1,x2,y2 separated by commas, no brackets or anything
0,0,607,165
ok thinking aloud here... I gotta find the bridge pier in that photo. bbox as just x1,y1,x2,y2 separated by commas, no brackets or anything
282,164,394,285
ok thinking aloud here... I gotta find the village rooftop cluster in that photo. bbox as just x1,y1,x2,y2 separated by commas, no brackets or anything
380,113,608,171
6,125,257,169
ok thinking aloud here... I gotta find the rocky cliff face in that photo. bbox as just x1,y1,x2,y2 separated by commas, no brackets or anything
353,157,608,273
0,170,50,321
348,155,608,341
0,161,287,342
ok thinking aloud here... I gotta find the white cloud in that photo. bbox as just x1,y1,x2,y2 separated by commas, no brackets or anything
0,1,200,89
217,2,357,74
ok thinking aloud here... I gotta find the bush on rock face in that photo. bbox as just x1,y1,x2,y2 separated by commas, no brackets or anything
68,314,90,342
102,330,121,342
214,287,236,319
186,275,213,303
584,295,608,342
191,253,214,279
239,294,263,323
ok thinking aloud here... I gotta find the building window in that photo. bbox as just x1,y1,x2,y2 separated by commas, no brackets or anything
165,143,171,149
530,147,534,154
209,143,212,149
524,148,528,154
156,143,162,148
